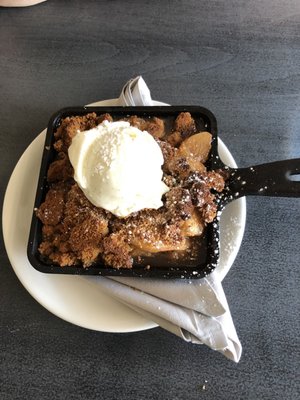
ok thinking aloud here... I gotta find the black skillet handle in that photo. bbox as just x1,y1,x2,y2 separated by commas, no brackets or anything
222,158,300,204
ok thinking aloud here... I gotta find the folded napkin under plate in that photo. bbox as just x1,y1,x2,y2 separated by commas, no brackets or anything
82,76,242,362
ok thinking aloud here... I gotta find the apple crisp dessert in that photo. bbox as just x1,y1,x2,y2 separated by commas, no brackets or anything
36,111,225,269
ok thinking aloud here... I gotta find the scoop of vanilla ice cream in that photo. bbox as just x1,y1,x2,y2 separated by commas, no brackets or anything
68,120,169,217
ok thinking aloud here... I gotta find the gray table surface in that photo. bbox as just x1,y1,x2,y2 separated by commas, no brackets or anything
1,1,299,399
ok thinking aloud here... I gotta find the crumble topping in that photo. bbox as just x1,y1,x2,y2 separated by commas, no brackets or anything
36,112,225,269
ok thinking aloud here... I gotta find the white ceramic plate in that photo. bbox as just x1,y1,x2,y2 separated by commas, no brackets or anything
2,100,246,333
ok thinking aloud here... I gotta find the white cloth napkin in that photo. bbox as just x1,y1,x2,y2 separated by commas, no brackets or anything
84,76,242,362
118,76,153,106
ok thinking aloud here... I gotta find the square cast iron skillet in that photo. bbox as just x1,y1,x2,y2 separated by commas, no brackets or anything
27,106,300,279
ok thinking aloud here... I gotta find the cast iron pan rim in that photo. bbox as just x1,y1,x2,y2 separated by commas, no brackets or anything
27,106,221,279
